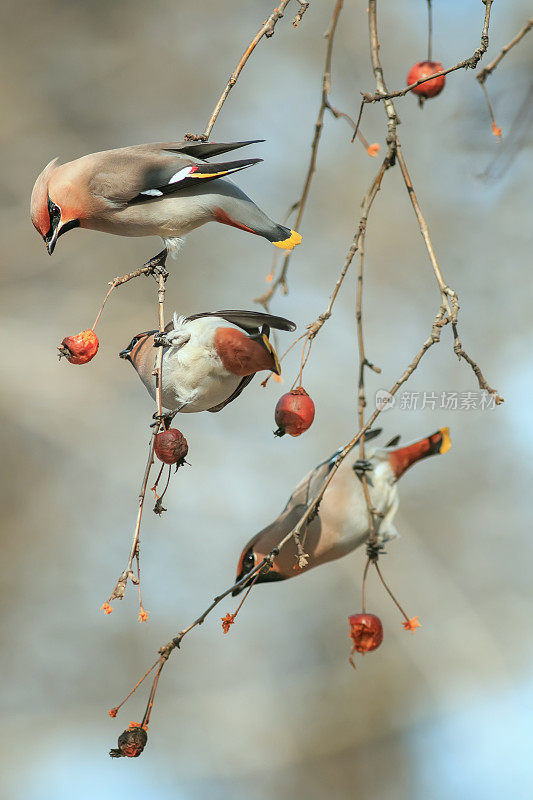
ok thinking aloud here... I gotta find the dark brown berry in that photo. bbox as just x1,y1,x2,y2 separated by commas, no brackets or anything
109,725,148,758
154,428,188,465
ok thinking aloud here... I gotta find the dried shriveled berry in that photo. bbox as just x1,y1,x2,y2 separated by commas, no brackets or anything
274,388,315,437
109,725,148,758
407,60,445,99
58,329,99,365
348,613,383,654
154,428,188,466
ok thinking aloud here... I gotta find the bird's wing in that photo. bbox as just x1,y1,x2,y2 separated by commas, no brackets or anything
384,434,401,448
206,375,255,413
154,139,264,160
184,310,296,334
88,148,262,206
282,428,384,512
282,455,340,514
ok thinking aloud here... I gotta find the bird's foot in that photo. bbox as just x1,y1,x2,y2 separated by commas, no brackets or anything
153,331,172,348
144,249,169,280
152,410,177,429
366,541,386,562
353,459,373,486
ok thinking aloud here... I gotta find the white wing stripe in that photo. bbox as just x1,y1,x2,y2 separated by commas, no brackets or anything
169,166,195,185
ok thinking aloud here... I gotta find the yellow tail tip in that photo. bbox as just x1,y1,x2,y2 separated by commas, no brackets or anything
273,229,302,250
439,427,451,454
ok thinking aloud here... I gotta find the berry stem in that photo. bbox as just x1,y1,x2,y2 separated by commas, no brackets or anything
426,0,432,62
373,560,410,623
479,82,501,136
92,282,117,330
109,659,160,716
361,556,371,613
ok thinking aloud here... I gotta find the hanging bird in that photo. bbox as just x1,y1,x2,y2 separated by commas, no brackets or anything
233,428,451,594
120,309,296,414
30,139,302,258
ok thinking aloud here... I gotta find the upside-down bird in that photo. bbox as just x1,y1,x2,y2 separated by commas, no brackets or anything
233,427,451,594
120,310,296,414
30,139,302,258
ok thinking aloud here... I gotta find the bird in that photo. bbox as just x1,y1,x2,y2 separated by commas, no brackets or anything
120,309,296,414
30,139,302,259
232,427,451,594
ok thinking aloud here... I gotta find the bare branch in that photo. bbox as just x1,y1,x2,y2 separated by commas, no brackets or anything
477,18,533,84
361,0,494,105
255,0,343,309
188,0,309,142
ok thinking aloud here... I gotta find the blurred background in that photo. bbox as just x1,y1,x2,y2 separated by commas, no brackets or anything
1,0,532,797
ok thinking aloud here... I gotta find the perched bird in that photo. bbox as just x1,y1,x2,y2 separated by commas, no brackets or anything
120,309,296,414
30,139,302,257
233,427,451,594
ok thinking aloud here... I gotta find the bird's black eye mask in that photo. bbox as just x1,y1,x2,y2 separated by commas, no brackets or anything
119,334,143,362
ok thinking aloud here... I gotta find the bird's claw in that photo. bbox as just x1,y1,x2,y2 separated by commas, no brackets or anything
353,459,372,474
153,332,170,347
353,459,373,486
151,410,176,428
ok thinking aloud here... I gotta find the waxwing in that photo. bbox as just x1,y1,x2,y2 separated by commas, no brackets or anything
233,428,451,593
31,140,302,256
120,310,296,414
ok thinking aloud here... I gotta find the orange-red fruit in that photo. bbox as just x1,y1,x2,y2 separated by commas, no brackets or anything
407,61,445,98
348,613,383,654
154,428,188,465
274,387,315,437
109,727,148,758
58,329,99,365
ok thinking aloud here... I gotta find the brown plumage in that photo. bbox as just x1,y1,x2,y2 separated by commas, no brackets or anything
31,140,302,256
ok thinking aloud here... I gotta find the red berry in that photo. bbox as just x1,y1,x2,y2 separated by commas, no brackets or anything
274,388,315,437
407,61,445,98
58,329,99,365
348,613,383,654
154,428,188,465
109,725,148,758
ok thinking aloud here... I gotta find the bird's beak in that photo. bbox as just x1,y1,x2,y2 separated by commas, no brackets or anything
45,218,79,255
232,567,286,597
262,334,281,375
44,219,60,255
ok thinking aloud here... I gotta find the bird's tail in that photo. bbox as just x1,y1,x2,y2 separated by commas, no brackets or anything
212,197,302,251
388,427,451,479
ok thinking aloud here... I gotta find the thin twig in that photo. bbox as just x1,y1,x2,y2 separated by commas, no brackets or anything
477,18,533,84
367,0,502,403
255,0,343,309
92,264,169,331
476,17,532,140
284,146,392,387
282,308,449,552
426,0,433,62
355,188,381,552
108,430,159,602
190,0,309,142
360,0,493,105
106,266,168,607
